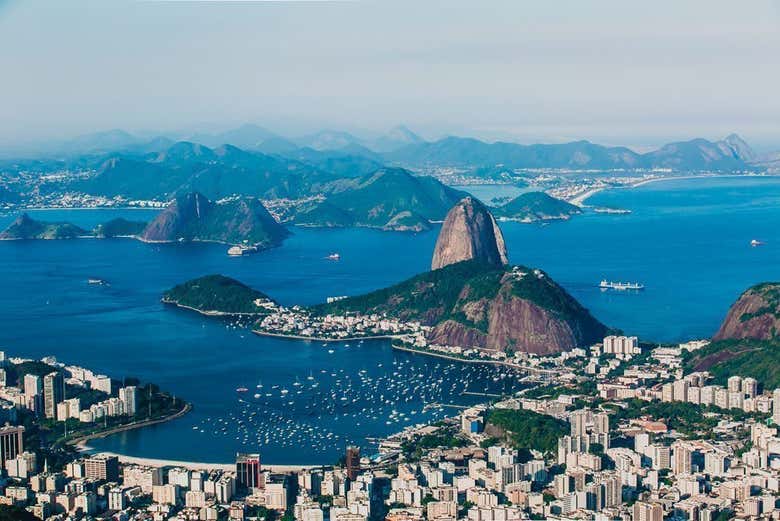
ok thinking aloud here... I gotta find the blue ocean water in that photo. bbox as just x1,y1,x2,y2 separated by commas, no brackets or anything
0,176,778,463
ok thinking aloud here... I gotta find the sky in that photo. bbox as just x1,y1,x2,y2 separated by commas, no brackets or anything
1,0,779,151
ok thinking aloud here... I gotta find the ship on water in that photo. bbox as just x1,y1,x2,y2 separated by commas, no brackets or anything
227,244,259,256
599,280,645,291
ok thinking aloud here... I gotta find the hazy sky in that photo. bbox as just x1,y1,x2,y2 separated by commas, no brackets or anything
1,0,780,150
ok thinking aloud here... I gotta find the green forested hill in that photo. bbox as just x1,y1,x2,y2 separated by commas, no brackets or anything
162,274,274,315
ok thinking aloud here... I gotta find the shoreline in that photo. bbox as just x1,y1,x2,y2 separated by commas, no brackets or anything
570,173,780,206
162,299,267,318
252,330,401,343
74,450,320,473
69,402,193,448
391,343,559,376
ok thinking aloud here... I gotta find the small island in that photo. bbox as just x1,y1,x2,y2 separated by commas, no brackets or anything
0,213,91,240
493,191,582,223
162,274,277,316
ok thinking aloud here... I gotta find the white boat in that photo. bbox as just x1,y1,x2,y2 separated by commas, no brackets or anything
751,239,764,247
326,253,340,260
599,280,645,291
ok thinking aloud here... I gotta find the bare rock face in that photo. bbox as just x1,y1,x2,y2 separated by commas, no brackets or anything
140,191,289,246
141,192,210,243
713,283,780,341
425,271,605,355
431,197,508,270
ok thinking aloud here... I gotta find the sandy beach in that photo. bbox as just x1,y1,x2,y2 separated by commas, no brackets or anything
568,174,760,206
75,448,319,473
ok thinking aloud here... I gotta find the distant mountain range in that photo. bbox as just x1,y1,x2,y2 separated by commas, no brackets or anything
68,141,467,232
385,133,758,171
17,125,765,173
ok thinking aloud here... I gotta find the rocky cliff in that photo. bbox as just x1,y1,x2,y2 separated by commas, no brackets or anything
431,197,508,270
713,283,780,341
316,260,607,355
140,192,289,246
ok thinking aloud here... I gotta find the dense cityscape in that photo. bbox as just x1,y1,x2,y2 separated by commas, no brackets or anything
4,1,780,520
1,330,779,521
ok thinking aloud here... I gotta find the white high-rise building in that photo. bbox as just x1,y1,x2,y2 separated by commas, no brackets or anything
727,376,742,393
119,386,137,416
772,389,780,425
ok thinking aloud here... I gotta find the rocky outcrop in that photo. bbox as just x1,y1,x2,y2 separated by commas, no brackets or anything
431,197,508,270
713,283,780,341
318,260,607,355
0,213,88,240
426,270,606,355
494,192,582,222
140,192,289,246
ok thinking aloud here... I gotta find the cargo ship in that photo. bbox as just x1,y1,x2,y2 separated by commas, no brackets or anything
599,280,645,291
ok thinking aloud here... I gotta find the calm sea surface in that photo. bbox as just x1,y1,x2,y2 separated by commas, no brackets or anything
0,176,778,463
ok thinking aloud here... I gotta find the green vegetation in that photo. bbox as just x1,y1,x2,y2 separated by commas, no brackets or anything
605,399,765,438
93,217,147,238
738,283,780,323
494,192,581,222
0,505,38,521
485,408,568,453
313,260,606,346
142,192,290,246
0,213,88,240
400,426,469,460
163,274,274,315
508,268,605,332
312,260,502,325
295,168,465,231
683,338,780,388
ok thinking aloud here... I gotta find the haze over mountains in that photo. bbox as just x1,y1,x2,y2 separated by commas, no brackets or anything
1,124,771,234
17,124,766,173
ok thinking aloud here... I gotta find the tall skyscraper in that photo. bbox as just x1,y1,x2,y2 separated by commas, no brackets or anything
119,386,137,416
346,446,361,480
236,453,262,491
23,374,43,415
0,424,24,468
24,374,42,397
43,372,64,420
672,442,692,475
772,389,780,425
570,410,588,437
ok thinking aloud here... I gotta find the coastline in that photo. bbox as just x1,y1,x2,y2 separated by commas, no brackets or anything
391,343,559,376
570,173,780,206
252,330,401,343
73,451,319,473
69,402,193,448
162,299,267,318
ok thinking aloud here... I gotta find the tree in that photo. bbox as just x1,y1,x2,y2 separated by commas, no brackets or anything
0,505,38,521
